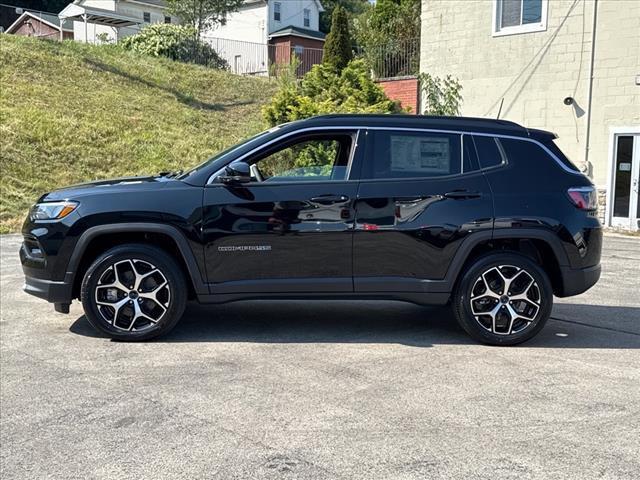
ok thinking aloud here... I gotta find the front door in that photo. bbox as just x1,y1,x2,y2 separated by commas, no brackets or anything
611,134,640,230
202,130,362,294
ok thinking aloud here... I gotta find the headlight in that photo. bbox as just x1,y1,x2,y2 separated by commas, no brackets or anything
30,201,79,221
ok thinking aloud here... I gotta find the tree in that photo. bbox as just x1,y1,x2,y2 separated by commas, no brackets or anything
262,59,403,128
319,0,370,33
322,6,353,73
166,0,244,38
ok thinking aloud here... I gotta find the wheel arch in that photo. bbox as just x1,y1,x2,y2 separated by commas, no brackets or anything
68,223,208,299
446,229,569,296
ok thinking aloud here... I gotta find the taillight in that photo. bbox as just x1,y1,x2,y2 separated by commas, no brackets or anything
567,187,598,210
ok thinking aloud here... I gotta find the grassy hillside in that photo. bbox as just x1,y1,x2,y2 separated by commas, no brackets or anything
0,35,276,232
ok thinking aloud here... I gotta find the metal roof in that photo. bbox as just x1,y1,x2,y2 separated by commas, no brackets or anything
59,3,142,27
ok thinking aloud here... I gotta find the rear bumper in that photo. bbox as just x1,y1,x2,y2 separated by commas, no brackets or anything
557,263,601,297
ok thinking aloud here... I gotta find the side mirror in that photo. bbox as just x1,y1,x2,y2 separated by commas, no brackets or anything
220,161,251,185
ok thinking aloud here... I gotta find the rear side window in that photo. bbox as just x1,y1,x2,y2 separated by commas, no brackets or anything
473,135,506,169
544,139,581,172
499,137,565,173
364,131,462,179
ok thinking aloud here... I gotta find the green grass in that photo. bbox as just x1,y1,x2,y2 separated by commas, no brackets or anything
0,35,276,233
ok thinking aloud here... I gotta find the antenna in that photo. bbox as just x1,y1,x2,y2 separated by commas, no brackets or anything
496,98,504,119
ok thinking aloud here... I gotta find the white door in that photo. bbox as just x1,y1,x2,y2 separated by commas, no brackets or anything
611,134,640,230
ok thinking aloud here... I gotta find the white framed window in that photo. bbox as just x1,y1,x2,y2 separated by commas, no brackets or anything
164,16,171,24
274,2,281,22
303,8,310,27
493,0,548,37
143,11,151,23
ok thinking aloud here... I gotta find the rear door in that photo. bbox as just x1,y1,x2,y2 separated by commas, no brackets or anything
353,128,494,293
202,129,362,294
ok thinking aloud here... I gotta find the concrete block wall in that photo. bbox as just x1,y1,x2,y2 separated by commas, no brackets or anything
420,0,640,195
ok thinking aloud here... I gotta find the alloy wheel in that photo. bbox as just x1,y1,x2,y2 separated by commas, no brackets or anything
469,264,541,336
94,259,171,332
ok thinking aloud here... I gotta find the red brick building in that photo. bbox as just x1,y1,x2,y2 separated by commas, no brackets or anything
268,26,325,76
6,11,73,40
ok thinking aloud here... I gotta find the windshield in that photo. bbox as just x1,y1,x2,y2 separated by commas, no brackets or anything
177,128,277,181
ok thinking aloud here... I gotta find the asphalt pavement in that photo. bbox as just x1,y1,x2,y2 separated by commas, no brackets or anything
1,233,639,479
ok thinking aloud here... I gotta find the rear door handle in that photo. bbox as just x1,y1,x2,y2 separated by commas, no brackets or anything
309,194,350,204
443,190,482,200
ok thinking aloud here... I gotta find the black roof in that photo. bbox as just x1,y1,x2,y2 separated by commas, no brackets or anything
282,114,552,139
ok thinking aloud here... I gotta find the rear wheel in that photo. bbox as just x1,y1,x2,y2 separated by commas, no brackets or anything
81,244,187,341
452,252,552,346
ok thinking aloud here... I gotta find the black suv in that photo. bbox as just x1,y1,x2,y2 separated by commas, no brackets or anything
21,115,602,345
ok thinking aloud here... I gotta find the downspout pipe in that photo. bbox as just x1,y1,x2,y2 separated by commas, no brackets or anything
584,0,598,173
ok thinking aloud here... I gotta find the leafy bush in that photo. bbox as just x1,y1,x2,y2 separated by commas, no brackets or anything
120,24,228,69
419,73,463,116
262,58,403,127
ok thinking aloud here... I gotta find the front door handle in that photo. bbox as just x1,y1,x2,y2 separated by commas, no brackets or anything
443,190,482,200
309,194,350,204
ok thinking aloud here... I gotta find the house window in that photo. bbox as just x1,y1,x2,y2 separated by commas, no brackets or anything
143,11,151,23
493,0,547,36
303,8,310,27
274,2,281,22
294,45,304,55
164,16,171,24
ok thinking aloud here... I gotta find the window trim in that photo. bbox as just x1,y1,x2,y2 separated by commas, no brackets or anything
205,126,581,185
274,2,281,22
208,130,361,186
164,15,171,24
492,0,548,37
142,11,151,23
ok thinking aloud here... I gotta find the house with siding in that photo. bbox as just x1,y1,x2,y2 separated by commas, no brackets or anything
5,10,74,40
58,0,176,44
204,0,325,75
420,0,640,229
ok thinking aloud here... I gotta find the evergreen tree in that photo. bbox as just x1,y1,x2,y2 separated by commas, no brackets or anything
322,6,353,73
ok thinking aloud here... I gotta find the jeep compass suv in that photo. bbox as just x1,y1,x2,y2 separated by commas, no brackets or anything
21,115,602,345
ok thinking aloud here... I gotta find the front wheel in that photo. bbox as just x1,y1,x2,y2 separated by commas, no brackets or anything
81,244,187,341
452,253,553,346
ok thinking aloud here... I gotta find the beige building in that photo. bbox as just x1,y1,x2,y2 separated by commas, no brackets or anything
420,0,640,229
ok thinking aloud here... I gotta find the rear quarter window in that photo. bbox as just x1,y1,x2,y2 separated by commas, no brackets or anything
473,135,506,169
498,137,575,174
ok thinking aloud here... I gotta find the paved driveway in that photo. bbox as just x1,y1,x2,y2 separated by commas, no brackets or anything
1,233,639,479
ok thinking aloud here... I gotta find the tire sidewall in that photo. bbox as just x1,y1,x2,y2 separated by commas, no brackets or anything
454,253,553,346
81,245,186,341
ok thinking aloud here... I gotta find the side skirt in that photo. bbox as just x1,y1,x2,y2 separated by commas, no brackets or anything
196,291,450,306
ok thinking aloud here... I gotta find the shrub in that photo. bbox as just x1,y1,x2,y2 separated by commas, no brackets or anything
323,6,353,72
262,58,403,127
419,73,463,116
120,24,228,69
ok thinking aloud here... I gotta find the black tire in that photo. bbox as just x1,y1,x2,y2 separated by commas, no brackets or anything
452,252,553,346
81,244,187,341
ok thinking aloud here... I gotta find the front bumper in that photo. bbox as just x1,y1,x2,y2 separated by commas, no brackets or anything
23,274,73,305
558,263,601,297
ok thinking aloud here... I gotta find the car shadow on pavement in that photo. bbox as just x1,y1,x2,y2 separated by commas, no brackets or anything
69,301,640,349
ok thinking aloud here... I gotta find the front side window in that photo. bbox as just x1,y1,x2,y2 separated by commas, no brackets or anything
303,8,310,27
250,134,354,183
143,11,151,23
363,131,463,180
493,0,547,36
274,2,281,21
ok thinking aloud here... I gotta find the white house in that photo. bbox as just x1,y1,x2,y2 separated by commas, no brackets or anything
59,0,176,44
205,0,325,75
